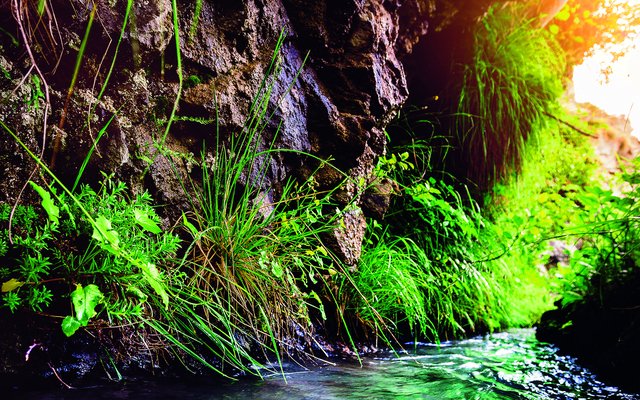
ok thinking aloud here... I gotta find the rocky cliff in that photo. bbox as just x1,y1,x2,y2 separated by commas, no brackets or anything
0,0,501,262
0,0,503,383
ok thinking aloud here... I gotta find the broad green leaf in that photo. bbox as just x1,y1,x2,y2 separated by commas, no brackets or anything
271,261,283,279
2,278,24,292
133,209,162,234
92,215,119,250
70,283,103,324
126,285,148,301
61,316,82,337
141,262,169,309
29,181,59,224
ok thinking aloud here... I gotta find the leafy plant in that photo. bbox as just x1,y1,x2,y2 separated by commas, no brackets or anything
349,136,513,340
24,74,44,111
0,170,180,338
62,284,104,337
351,113,600,341
553,157,640,306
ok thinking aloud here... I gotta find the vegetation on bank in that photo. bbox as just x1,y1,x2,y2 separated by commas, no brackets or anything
0,0,638,382
1,32,376,378
348,0,638,347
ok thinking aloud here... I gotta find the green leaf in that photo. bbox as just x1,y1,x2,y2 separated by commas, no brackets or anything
4,292,21,313
548,24,560,35
307,291,326,321
182,213,199,237
29,181,59,224
141,262,169,309
133,209,162,234
555,8,570,21
92,215,119,250
2,278,24,292
37,0,45,15
62,316,82,337
560,320,573,330
271,261,283,279
126,285,148,302
62,284,103,336
70,283,103,324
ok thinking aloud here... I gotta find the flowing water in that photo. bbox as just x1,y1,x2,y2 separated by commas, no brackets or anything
14,329,639,399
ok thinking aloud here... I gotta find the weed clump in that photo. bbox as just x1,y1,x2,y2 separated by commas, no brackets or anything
0,176,180,337
344,140,513,341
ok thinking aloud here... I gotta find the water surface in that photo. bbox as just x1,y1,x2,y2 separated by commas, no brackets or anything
14,329,639,399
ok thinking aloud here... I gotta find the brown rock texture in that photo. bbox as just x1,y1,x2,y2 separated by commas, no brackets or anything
0,0,453,260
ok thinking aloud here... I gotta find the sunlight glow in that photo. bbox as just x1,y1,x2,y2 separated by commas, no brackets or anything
572,0,640,138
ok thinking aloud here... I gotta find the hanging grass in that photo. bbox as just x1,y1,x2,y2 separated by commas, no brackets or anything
456,3,565,190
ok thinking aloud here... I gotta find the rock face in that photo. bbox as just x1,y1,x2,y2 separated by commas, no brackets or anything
0,0,445,263
0,0,498,263
537,269,640,392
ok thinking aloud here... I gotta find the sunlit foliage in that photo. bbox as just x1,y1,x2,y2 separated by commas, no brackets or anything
548,0,640,71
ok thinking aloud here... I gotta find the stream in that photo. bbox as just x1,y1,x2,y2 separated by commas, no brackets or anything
13,329,639,399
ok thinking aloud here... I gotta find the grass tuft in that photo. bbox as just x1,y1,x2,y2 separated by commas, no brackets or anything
456,3,565,189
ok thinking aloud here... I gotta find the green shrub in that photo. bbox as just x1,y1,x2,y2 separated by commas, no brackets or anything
352,110,600,340
0,177,180,334
553,157,640,306
348,140,515,340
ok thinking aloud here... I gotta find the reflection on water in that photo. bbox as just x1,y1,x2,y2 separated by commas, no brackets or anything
11,329,640,399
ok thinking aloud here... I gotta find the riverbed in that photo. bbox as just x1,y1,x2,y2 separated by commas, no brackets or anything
12,329,639,399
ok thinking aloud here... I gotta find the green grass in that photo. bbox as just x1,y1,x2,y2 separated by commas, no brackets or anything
353,232,431,336
350,104,603,341
346,138,515,340
456,3,565,189
160,31,379,372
